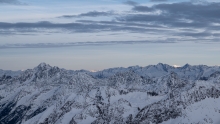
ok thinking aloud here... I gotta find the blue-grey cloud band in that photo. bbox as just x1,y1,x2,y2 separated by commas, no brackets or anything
0,1,220,43
0,40,177,49
0,0,26,5
58,11,116,18
124,1,138,6
0,0,19,4
150,0,168,2
0,21,173,34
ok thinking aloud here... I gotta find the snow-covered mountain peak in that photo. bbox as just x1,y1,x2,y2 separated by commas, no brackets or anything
34,62,52,71
182,63,191,69
156,63,173,69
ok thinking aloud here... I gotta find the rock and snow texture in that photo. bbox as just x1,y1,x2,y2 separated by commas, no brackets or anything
0,63,220,124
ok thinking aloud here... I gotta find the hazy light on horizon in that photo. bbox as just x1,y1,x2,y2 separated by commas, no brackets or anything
0,42,219,71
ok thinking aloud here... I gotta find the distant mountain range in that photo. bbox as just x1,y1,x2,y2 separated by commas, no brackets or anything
0,63,220,124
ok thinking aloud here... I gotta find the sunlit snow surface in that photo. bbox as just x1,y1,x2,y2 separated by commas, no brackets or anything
163,98,220,124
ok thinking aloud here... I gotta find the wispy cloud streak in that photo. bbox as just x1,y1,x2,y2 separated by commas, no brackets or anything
0,40,176,49
59,11,116,18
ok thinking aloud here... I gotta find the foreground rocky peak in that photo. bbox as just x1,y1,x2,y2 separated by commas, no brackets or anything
0,63,220,124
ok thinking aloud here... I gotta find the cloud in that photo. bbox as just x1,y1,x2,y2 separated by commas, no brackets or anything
0,19,219,42
132,5,155,12
118,2,220,29
59,11,116,18
132,2,220,19
132,2,220,22
154,2,220,21
0,40,176,49
117,14,211,29
150,0,168,2
124,1,138,6
177,31,215,37
0,21,171,34
190,0,208,4
0,0,25,5
1,1,220,43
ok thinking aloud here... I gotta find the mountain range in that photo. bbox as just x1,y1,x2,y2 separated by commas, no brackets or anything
0,63,220,124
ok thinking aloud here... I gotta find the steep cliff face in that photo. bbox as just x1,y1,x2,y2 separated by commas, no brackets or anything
0,63,220,124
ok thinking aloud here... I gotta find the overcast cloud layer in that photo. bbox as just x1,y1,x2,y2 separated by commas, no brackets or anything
1,0,220,44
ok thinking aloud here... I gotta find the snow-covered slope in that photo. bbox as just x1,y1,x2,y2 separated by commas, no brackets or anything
0,63,220,124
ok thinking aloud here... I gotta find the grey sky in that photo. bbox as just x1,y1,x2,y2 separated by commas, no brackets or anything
0,0,220,70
